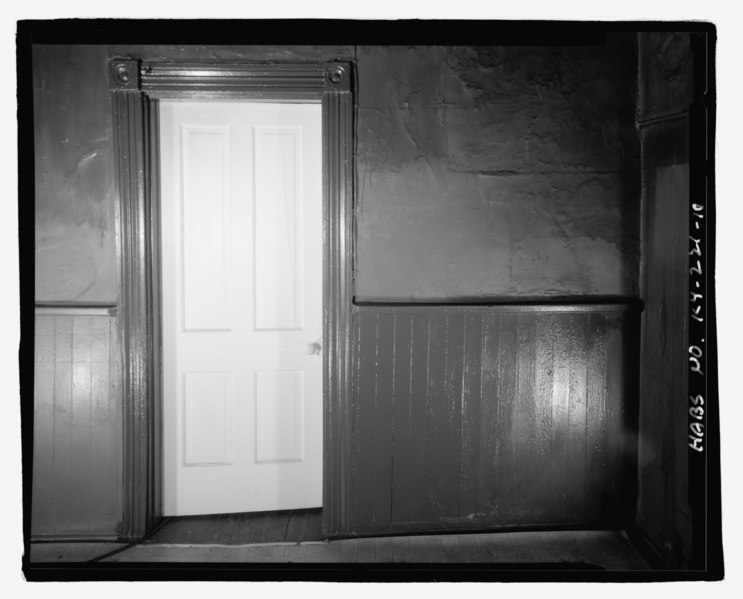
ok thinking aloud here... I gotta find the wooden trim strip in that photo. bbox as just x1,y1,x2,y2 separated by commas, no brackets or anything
34,304,116,317
353,298,644,313
112,86,157,540
148,98,164,532
636,110,690,129
30,534,122,542
354,304,639,314
321,64,355,539
141,62,333,100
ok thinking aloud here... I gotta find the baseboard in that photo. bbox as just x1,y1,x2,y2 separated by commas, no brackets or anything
31,534,121,543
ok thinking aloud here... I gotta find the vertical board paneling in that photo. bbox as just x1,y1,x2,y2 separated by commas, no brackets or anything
32,317,55,535
33,312,122,538
89,317,120,532
372,312,395,529
71,316,93,530
460,312,482,519
566,313,589,523
349,305,634,535
349,309,362,529
549,317,571,522
478,313,501,516
494,314,518,523
605,316,626,516
390,313,413,523
532,316,555,522
426,313,448,522
513,313,537,522
443,313,464,519
353,310,377,529
52,316,74,531
585,313,609,523
408,314,430,523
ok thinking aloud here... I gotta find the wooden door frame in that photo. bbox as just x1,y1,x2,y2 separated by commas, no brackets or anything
110,59,354,540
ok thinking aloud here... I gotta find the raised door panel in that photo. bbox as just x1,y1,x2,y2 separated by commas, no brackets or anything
183,372,233,465
254,127,303,331
180,125,231,332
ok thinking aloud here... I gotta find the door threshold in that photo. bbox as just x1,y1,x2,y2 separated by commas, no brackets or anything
148,508,323,545
144,540,327,549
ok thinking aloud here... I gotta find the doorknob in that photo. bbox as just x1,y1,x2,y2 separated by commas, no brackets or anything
306,339,322,356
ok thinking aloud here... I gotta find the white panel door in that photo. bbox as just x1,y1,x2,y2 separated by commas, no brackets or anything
160,101,322,516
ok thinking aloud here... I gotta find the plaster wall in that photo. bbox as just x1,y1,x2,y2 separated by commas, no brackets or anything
355,40,639,299
34,45,117,301
34,39,640,302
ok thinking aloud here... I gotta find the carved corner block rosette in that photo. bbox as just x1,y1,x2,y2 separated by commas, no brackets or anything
325,63,351,91
110,60,140,91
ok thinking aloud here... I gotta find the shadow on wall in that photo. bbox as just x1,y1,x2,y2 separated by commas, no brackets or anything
354,40,640,300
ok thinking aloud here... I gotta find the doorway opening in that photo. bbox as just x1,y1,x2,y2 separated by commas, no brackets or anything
111,61,353,540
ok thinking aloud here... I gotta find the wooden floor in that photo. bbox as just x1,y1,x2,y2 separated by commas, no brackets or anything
29,530,648,570
146,508,322,545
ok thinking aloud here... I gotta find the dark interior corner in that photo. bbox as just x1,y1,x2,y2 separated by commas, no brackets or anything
22,20,720,579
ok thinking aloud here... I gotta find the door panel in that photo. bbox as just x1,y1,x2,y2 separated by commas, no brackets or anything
255,370,304,462
254,126,304,330
160,101,322,516
180,125,232,331
183,372,233,466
